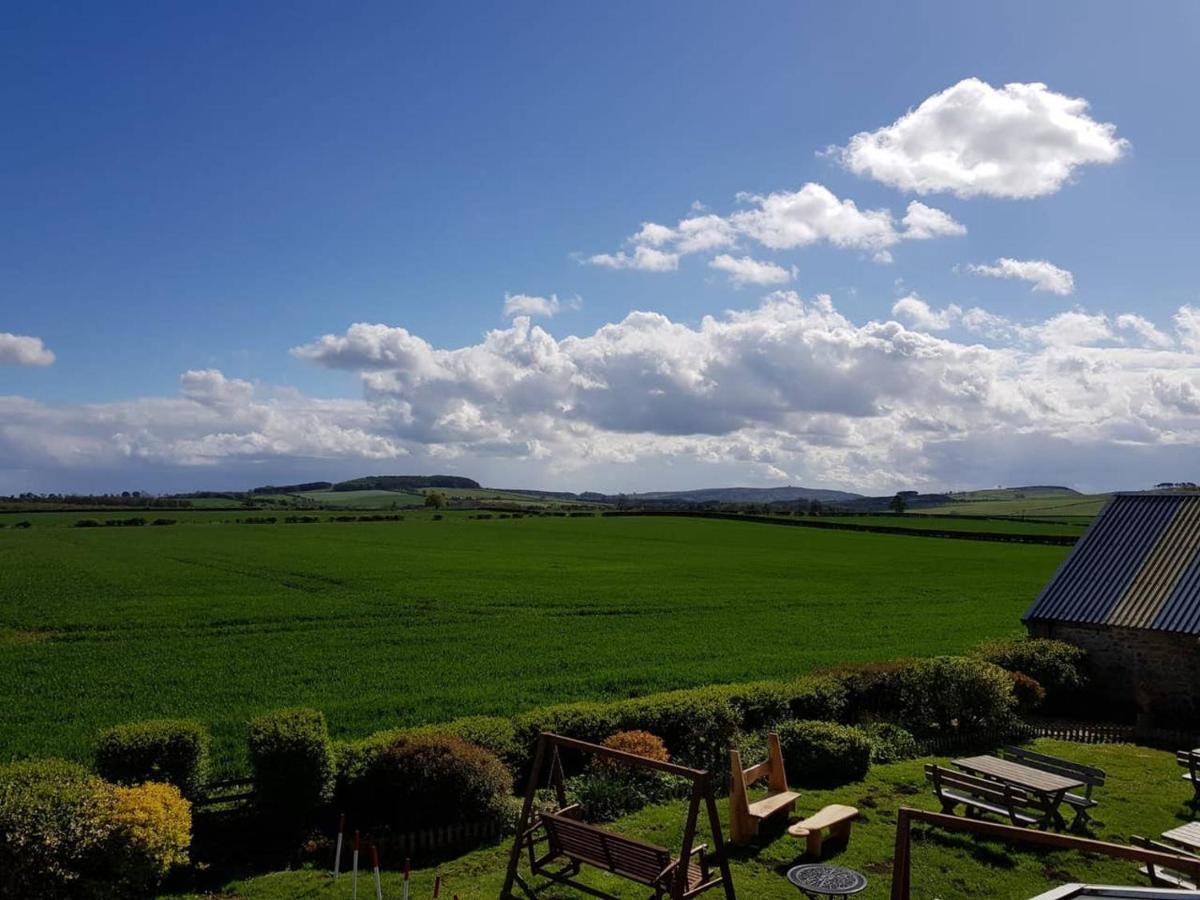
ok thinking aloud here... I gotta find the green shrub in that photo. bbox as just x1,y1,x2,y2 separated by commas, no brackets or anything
512,702,621,775
96,719,210,799
860,722,919,763
823,660,910,721
775,720,871,787
0,759,190,899
612,689,739,773
895,656,1017,737
247,708,335,819
339,733,511,832
975,638,1087,712
709,676,846,731
74,519,101,528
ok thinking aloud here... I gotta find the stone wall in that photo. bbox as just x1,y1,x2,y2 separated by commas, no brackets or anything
1026,621,1200,724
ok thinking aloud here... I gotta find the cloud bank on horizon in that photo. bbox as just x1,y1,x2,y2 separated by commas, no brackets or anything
6,77,1194,495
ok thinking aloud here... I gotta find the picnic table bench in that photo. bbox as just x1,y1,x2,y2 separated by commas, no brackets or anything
1177,749,1200,805
1132,834,1200,890
925,764,1055,828
953,754,1085,829
998,745,1106,827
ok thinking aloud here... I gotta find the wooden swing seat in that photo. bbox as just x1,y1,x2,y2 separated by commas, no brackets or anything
518,805,713,898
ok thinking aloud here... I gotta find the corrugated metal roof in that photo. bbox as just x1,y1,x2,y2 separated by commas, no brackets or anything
1024,493,1200,634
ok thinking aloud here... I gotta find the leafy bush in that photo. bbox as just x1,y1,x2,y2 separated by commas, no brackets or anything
823,660,910,721
1009,671,1047,713
96,719,210,799
103,782,191,895
74,519,102,528
975,638,1087,712
0,760,190,899
591,731,669,775
339,734,512,832
895,656,1017,737
776,721,871,787
247,708,335,819
150,519,176,526
512,702,621,775
859,722,919,763
612,689,739,773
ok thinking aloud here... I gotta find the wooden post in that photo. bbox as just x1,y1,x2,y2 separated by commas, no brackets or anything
702,774,737,900
890,807,912,900
501,733,548,899
675,779,703,900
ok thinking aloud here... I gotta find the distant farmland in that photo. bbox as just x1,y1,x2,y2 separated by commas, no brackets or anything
0,514,1067,772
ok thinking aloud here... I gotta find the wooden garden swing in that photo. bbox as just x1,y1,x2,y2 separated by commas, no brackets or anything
501,733,736,900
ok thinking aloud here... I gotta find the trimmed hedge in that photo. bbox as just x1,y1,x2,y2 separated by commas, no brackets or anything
776,720,872,787
975,637,1087,713
709,676,847,730
860,721,919,763
247,708,335,819
338,733,512,832
611,689,739,773
95,719,210,799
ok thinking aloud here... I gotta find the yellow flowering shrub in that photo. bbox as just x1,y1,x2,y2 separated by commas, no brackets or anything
103,782,191,890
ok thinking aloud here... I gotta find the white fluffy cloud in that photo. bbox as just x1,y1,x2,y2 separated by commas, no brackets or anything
835,78,1128,198
967,258,1076,295
0,333,55,366
586,184,964,274
708,255,792,287
502,292,578,319
6,296,1200,493
891,295,962,331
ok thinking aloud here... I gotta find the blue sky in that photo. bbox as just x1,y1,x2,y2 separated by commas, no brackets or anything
3,2,1200,494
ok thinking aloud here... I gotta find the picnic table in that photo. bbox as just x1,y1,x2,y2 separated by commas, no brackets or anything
1162,821,1200,853
954,755,1085,829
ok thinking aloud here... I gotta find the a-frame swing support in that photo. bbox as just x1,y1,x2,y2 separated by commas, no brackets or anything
501,732,736,900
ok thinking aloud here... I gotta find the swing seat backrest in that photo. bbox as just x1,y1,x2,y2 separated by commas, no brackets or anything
540,810,678,887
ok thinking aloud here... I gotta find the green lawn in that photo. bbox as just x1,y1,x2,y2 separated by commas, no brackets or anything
0,516,1065,772
161,740,1197,899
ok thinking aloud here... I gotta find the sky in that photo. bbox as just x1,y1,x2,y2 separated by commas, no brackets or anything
2,1,1200,495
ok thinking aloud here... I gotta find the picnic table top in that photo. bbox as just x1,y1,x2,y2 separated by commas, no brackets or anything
1162,821,1200,852
953,755,1085,794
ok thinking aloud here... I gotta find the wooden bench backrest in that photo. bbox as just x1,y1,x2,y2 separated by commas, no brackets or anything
924,764,1045,811
730,731,789,796
541,811,670,886
999,746,1106,786
1178,749,1200,772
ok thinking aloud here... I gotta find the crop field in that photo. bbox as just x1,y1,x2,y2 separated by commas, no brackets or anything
292,488,427,507
0,515,1067,773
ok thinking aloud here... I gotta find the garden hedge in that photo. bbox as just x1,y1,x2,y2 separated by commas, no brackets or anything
775,720,872,787
95,719,210,799
247,708,335,820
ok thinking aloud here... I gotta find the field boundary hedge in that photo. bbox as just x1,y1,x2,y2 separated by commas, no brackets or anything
598,510,1079,545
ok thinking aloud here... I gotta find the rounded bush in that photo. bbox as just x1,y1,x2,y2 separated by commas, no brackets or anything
612,689,739,773
247,708,335,820
1009,671,1047,713
591,730,669,776
975,638,1086,712
0,759,191,899
860,722,919,763
96,719,210,799
896,656,1017,737
776,721,871,787
340,734,511,832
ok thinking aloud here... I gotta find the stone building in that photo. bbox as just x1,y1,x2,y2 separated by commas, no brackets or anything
1024,492,1200,724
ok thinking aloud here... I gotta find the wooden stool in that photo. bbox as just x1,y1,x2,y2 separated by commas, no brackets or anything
788,804,859,857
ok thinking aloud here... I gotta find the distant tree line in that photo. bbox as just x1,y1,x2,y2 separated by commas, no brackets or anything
331,475,481,492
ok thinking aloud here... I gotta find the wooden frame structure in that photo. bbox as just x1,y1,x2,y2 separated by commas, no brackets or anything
501,733,736,900
889,807,1200,900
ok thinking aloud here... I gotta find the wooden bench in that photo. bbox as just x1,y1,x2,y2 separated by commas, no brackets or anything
925,764,1053,829
1132,835,1200,890
521,806,715,899
998,745,1106,827
787,803,859,857
1178,749,1200,805
728,732,800,845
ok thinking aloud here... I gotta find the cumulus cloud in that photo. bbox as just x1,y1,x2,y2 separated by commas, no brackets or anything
6,296,1200,494
891,295,962,331
835,78,1128,198
502,292,578,318
967,258,1076,295
586,184,964,274
708,255,792,287
0,332,55,366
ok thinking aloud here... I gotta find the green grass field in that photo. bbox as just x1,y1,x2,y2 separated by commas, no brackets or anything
293,489,427,508
916,495,1110,518
162,740,1195,899
0,516,1066,773
819,515,1087,537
